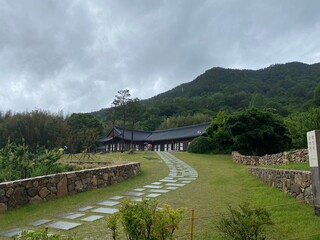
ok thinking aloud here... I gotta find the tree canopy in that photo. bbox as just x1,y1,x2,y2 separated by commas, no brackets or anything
207,108,291,156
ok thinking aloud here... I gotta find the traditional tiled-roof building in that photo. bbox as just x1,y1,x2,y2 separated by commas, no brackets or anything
96,122,210,152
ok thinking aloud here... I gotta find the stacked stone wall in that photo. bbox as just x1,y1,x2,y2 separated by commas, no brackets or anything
232,149,308,165
248,167,313,205
0,162,140,212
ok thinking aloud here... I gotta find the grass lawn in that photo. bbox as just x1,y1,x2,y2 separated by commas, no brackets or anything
1,151,320,239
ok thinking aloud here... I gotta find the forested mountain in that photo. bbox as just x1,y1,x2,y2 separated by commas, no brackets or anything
92,62,320,131
147,62,320,115
1,62,319,151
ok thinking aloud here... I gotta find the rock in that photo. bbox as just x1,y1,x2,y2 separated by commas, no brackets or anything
103,173,109,181
57,176,68,197
68,182,75,192
6,188,14,197
75,180,83,192
92,176,98,187
27,187,38,197
39,187,50,198
8,187,28,208
29,195,42,204
0,188,5,197
0,203,7,212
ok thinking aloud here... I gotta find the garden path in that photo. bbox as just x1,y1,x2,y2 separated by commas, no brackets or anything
0,152,198,238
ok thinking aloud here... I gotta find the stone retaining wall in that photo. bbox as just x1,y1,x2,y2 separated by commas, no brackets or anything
248,167,313,205
232,149,309,165
0,162,140,212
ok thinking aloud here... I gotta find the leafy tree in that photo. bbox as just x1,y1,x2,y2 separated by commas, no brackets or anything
217,203,273,240
314,84,320,106
206,111,233,153
187,136,212,153
66,113,103,153
285,108,320,149
0,110,69,150
227,108,291,156
112,89,132,152
158,113,211,130
127,98,144,151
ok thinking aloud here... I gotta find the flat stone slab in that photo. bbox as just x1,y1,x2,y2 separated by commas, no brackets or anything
0,228,23,237
143,185,163,189
165,183,186,187
109,195,124,200
78,206,95,212
81,215,104,222
152,182,162,185
168,174,177,177
166,186,178,190
48,221,82,230
160,179,177,183
179,178,196,180
133,188,145,192
63,213,85,219
98,200,120,206
149,189,170,193
124,191,145,196
181,181,192,184
92,207,119,214
58,212,77,218
31,219,52,226
146,193,161,198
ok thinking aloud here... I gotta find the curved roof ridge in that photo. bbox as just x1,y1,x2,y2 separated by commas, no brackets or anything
114,126,153,134
152,122,210,133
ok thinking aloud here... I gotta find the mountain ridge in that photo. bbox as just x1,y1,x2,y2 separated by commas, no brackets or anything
91,61,320,130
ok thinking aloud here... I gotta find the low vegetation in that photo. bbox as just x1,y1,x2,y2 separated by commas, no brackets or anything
0,141,77,182
187,136,212,153
1,152,320,239
217,203,273,240
106,198,185,240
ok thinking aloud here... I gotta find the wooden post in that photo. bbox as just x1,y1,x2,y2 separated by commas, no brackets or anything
190,208,195,240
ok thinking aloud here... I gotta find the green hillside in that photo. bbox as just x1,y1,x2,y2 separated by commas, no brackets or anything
91,62,320,130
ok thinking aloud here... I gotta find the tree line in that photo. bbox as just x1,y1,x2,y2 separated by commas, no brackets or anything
92,62,320,131
188,107,320,156
0,110,103,153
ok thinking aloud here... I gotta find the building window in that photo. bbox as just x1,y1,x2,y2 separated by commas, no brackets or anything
180,143,184,151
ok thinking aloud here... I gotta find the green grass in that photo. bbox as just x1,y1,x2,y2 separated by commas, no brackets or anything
0,152,167,239
1,152,320,239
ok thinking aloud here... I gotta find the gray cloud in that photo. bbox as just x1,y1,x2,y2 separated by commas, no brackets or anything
0,0,319,113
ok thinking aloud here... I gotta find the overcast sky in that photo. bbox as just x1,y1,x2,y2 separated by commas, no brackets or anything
0,0,319,114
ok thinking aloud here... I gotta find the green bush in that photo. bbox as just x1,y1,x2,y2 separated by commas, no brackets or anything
217,203,273,240
0,141,77,182
187,136,212,153
106,199,185,240
12,228,71,240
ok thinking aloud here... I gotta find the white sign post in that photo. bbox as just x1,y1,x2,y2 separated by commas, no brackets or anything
307,130,320,215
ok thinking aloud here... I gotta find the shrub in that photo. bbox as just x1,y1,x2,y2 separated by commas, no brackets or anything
0,141,77,182
187,136,212,153
106,199,185,240
12,228,72,240
217,203,273,240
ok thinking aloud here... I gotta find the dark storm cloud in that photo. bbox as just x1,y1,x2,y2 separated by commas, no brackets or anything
0,0,319,113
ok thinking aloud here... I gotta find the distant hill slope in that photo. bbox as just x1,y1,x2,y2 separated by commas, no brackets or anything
144,62,320,114
91,62,320,130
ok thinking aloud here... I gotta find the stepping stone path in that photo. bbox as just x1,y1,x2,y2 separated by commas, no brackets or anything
0,152,198,238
